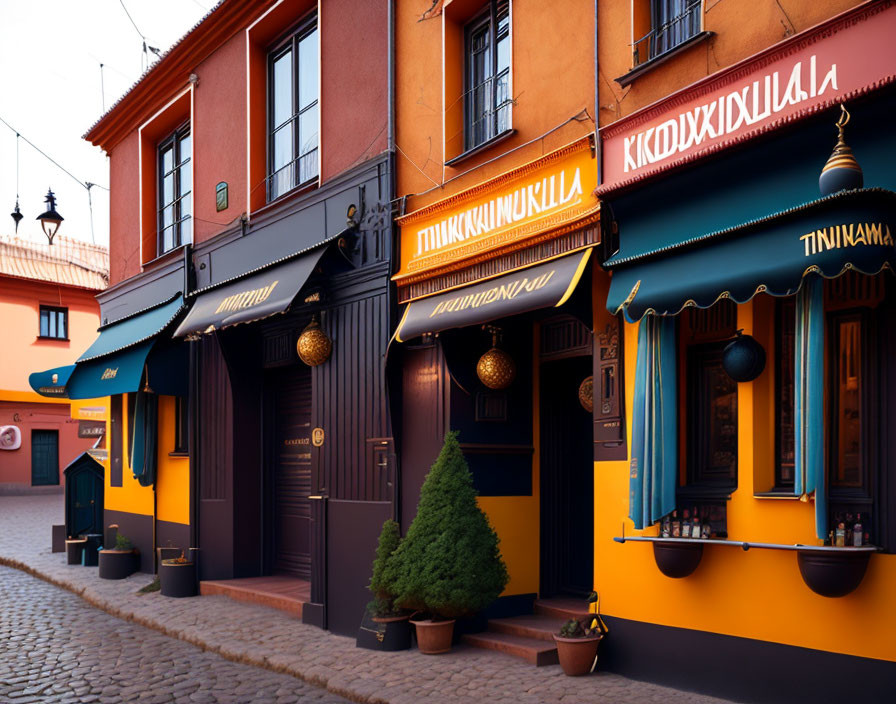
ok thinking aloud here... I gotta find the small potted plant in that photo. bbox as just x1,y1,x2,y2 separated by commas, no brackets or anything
357,519,411,651
554,592,607,676
159,548,197,598
387,432,508,654
98,533,139,580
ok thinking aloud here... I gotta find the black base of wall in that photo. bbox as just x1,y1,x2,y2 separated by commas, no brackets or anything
104,509,153,573
601,615,896,703
302,602,325,629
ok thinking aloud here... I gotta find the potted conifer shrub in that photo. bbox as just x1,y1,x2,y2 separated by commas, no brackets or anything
98,533,139,580
357,519,411,651
387,432,508,654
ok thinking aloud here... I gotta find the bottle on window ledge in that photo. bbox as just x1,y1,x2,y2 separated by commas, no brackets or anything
661,514,671,538
835,522,847,547
692,514,701,539
681,509,691,538
671,510,681,538
701,521,711,539
853,514,863,547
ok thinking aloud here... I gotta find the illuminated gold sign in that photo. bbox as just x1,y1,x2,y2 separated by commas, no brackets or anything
214,280,279,315
800,222,893,256
312,427,325,447
428,269,555,319
284,437,310,446
100,367,118,380
394,135,598,282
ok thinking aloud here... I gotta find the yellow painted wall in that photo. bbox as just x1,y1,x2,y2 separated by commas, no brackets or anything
104,393,153,516
476,323,542,597
156,395,190,525
593,293,896,662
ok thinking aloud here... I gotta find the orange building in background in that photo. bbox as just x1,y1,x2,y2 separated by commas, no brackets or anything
0,235,108,492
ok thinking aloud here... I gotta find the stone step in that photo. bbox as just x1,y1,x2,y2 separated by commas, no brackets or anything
487,613,568,643
461,631,559,667
534,597,592,622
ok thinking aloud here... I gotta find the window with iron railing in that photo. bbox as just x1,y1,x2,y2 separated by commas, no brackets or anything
268,17,319,201
464,0,511,152
633,0,702,67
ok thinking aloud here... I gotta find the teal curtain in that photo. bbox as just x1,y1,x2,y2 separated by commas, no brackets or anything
630,314,678,530
794,275,827,539
129,390,158,488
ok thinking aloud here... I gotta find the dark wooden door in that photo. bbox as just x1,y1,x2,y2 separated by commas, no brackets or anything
271,366,313,577
31,430,59,486
540,356,594,597
71,469,103,536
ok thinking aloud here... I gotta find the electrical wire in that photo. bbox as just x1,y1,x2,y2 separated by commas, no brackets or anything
0,115,106,191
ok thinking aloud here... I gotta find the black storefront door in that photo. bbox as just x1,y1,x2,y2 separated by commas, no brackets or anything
270,366,313,578
540,355,594,597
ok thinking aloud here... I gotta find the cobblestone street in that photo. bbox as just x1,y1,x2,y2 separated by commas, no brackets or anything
0,566,351,704
0,496,734,704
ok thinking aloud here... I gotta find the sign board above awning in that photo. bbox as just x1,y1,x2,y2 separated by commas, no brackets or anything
394,135,599,288
395,249,592,342
598,2,896,195
173,242,332,338
606,189,896,322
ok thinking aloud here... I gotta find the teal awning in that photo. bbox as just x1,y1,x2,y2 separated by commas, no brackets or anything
35,294,187,400
29,365,75,398
606,189,896,322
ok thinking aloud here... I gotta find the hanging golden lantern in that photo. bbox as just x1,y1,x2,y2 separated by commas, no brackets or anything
296,316,332,366
578,375,594,413
476,327,516,390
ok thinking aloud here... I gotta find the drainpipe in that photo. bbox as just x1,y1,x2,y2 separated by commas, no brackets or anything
594,0,602,187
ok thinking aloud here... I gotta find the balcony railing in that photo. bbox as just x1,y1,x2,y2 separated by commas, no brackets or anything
632,1,702,67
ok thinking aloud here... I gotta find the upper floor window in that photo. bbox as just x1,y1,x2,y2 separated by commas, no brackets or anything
268,19,319,201
464,0,511,152
636,0,701,66
158,124,192,255
39,305,67,340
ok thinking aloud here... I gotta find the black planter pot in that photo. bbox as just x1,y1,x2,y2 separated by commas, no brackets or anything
159,561,197,598
98,549,138,580
653,541,704,578
66,539,87,565
797,549,872,598
356,612,412,651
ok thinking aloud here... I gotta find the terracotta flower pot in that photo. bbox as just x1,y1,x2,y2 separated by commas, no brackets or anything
412,618,455,654
553,634,602,676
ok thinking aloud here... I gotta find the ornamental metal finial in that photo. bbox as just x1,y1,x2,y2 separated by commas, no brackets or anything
819,104,863,196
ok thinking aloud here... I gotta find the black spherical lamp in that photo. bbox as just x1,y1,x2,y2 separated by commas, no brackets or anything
722,330,766,383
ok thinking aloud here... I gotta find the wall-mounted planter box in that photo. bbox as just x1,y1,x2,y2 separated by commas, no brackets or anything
98,549,138,580
652,540,704,578
797,548,873,598
615,534,879,596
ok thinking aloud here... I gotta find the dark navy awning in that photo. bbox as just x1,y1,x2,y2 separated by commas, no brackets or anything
395,249,593,342
29,365,75,398
30,294,187,400
174,239,337,338
606,189,896,322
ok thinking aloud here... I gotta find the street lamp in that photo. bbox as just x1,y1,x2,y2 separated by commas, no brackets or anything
35,189,64,245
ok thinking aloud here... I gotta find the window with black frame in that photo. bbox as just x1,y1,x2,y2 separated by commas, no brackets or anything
268,18,319,201
464,0,511,152
39,305,67,340
157,124,192,255
173,396,189,454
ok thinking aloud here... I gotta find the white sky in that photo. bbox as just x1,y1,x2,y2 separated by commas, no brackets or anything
0,0,213,247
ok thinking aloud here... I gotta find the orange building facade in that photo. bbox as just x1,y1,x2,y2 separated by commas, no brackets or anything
392,0,607,631
593,0,896,699
0,235,107,493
